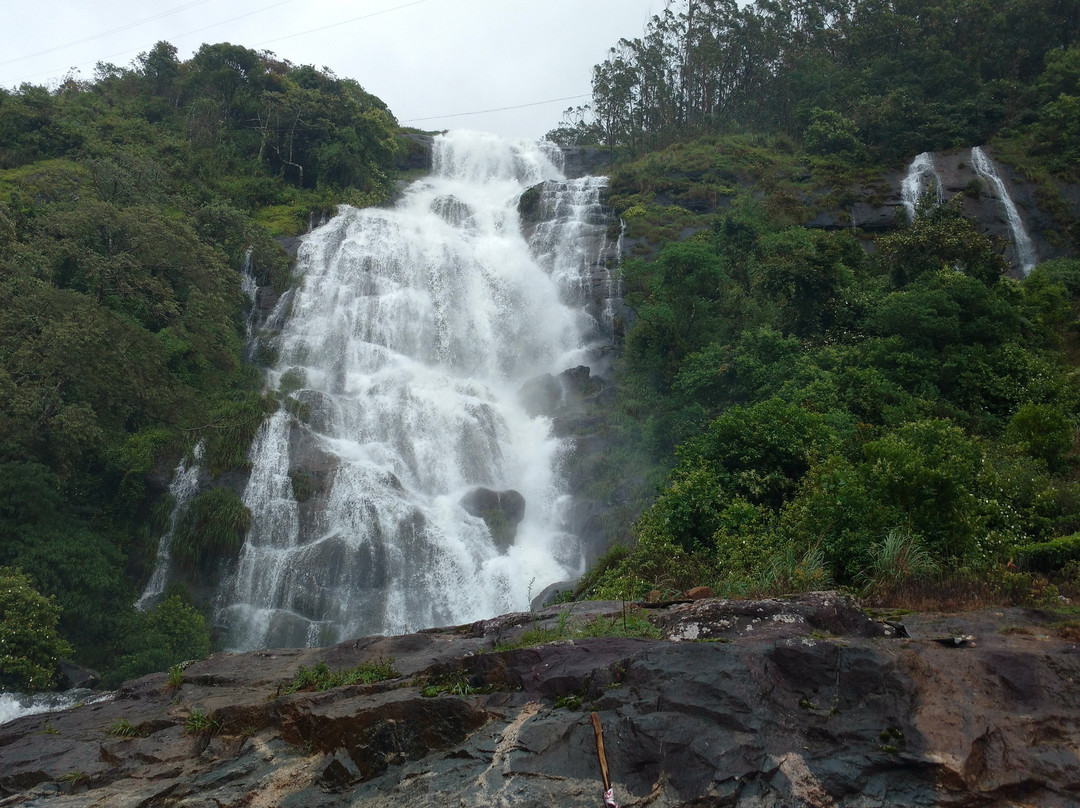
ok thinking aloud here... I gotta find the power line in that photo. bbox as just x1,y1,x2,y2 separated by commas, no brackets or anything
402,93,591,124
256,0,437,48
14,0,300,82
10,0,432,85
0,0,218,68
148,0,299,49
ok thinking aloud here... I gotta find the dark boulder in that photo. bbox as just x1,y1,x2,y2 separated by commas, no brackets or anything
460,488,526,553
529,579,578,611
55,659,99,691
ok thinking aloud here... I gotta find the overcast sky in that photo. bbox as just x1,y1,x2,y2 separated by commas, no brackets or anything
0,0,665,139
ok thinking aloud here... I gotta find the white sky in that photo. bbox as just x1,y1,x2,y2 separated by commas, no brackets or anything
0,0,664,139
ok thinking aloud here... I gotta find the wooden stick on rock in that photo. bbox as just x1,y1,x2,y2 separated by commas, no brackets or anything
590,711,619,808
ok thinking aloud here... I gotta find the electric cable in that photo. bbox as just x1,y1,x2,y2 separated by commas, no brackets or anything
256,0,437,47
0,0,217,67
402,93,591,123
10,0,300,82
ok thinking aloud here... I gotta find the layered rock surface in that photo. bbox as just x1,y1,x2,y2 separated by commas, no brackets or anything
2,593,1078,807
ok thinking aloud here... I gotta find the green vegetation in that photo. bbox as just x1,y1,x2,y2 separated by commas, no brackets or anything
106,718,140,738
170,488,252,572
184,707,220,736
280,659,400,695
0,40,406,683
550,0,1080,168
564,0,1080,609
492,608,660,652
166,664,185,690
107,594,212,688
0,567,72,691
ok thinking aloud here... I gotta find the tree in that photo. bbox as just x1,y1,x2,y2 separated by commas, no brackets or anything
110,594,211,685
1005,402,1075,472
875,197,1007,288
623,240,734,387
802,107,863,156
751,227,863,337
0,567,72,691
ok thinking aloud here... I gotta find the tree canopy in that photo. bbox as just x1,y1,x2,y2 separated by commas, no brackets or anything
0,42,403,681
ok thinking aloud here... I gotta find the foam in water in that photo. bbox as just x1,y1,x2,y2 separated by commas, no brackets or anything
0,690,112,726
970,146,1037,275
214,131,614,649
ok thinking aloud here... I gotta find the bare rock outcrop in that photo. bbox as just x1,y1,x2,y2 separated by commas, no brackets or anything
2,592,1079,807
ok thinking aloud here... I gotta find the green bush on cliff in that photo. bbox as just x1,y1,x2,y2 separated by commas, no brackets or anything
0,567,72,691
281,659,400,694
1015,534,1080,573
170,488,252,572
108,594,212,687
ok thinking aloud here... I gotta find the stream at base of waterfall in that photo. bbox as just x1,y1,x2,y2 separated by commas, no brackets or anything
213,131,615,650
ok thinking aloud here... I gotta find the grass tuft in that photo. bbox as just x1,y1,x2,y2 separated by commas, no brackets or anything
280,659,400,695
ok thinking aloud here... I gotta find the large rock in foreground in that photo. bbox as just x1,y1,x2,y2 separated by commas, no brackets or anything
1,593,1079,807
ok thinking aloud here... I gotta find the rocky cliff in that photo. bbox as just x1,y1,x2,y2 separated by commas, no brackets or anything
2,593,1078,807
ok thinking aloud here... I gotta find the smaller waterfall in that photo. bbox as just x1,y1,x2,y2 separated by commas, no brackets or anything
240,246,258,305
971,147,1037,276
135,443,204,610
901,151,944,220
527,175,619,335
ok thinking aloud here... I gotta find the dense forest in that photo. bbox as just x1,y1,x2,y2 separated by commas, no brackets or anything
551,0,1080,606
3,0,1080,692
0,42,403,689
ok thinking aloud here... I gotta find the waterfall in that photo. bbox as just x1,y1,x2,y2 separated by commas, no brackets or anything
135,443,204,611
239,246,259,337
215,131,614,650
971,146,1037,276
528,176,618,335
901,151,944,220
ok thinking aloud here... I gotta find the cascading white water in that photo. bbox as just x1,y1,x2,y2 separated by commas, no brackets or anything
971,146,1037,275
240,246,259,338
0,690,112,726
529,176,618,334
901,151,944,220
215,131,613,650
135,443,204,610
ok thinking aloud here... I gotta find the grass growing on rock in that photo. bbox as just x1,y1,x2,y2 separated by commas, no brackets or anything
493,608,660,652
281,659,400,695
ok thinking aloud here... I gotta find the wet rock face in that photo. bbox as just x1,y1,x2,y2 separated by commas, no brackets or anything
3,593,1080,807
459,487,526,553
560,146,615,180
805,147,1078,275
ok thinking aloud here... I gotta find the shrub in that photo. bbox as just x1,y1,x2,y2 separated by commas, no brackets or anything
109,594,211,686
0,567,73,691
281,659,400,695
1015,533,1080,572
858,529,939,596
1005,402,1074,473
170,487,251,571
